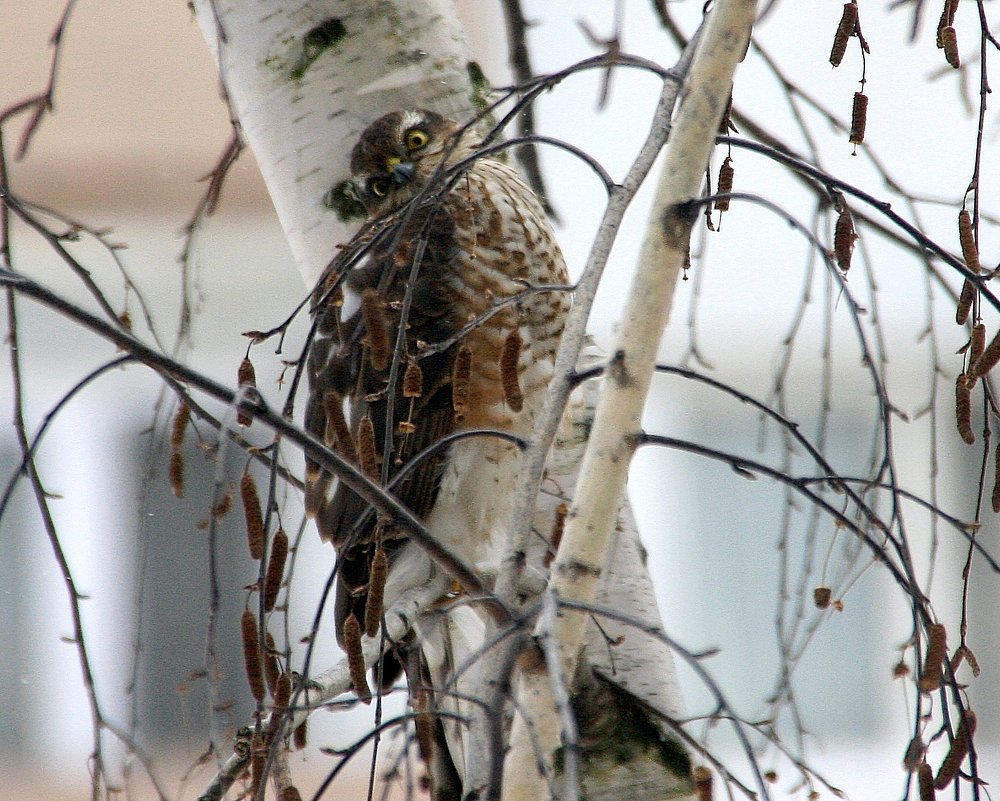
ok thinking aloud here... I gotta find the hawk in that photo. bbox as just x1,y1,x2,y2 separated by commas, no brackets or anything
304,108,570,788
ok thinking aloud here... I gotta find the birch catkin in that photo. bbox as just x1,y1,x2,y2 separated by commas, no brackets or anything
263,528,288,612
934,710,976,789
403,361,423,398
970,328,1000,379
919,623,948,692
941,26,960,68
171,400,190,450
241,609,265,702
956,280,975,325
169,401,190,498
500,329,524,412
970,323,986,366
357,416,379,482
264,631,280,696
361,289,390,371
958,210,980,273
343,614,372,703
917,761,935,801
364,546,388,637
267,672,291,739
955,375,974,445
956,210,979,325
293,719,308,750
413,688,435,765
241,470,266,560
849,91,868,146
834,205,857,272
715,156,734,211
237,357,256,427
169,451,184,498
937,0,957,47
830,2,858,67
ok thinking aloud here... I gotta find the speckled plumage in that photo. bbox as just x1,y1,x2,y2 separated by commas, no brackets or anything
304,110,570,691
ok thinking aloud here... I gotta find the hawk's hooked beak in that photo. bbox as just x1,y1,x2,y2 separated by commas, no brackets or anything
386,157,415,185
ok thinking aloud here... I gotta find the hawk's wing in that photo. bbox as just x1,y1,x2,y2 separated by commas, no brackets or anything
305,202,462,648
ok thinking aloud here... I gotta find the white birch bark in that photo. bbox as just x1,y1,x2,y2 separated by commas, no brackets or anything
502,3,757,799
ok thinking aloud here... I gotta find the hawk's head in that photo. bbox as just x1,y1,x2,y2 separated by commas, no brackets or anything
350,109,467,216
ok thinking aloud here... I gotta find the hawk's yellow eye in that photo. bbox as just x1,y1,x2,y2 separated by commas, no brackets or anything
405,129,429,151
368,176,391,198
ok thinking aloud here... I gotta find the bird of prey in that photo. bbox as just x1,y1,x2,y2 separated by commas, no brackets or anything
304,106,569,758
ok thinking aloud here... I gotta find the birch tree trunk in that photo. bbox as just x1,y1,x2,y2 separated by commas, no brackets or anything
189,2,707,800
502,2,756,799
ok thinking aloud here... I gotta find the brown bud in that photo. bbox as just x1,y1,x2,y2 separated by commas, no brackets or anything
168,450,184,498
813,586,832,609
361,289,390,371
241,609,265,702
715,156,734,212
849,92,868,146
364,546,389,637
941,26,960,68
830,2,858,67
834,205,857,272
452,345,472,419
934,710,976,789
280,787,304,801
241,470,266,561
919,623,948,692
403,361,423,398
263,528,288,612
500,329,524,412
357,416,380,482
238,357,256,387
343,613,372,704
